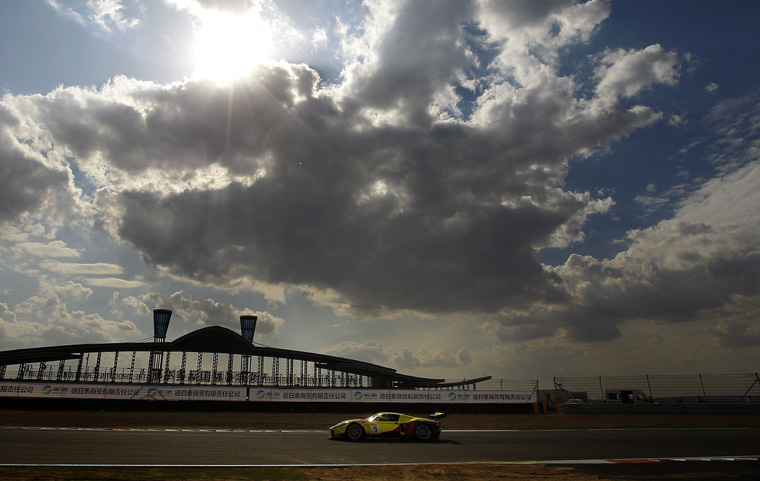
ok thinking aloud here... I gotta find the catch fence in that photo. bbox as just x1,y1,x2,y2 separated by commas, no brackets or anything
553,373,760,403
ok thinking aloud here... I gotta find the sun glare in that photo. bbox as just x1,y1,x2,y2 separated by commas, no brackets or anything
193,10,272,85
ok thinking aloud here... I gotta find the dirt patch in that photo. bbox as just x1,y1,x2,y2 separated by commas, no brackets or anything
0,465,619,481
300,464,614,480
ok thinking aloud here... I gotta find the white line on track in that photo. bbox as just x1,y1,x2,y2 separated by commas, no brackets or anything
0,457,759,468
0,426,323,433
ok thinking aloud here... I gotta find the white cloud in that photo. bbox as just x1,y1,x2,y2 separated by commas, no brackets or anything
46,0,140,32
85,277,143,288
138,290,284,337
41,280,94,299
41,261,124,275
0,294,141,348
87,0,140,31
16,241,80,258
595,44,679,103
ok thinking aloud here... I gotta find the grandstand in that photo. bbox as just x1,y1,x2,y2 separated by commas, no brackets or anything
0,309,491,391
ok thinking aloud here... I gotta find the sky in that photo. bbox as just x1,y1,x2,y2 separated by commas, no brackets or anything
0,0,759,385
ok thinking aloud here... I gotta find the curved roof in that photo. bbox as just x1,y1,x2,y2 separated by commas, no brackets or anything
0,325,491,389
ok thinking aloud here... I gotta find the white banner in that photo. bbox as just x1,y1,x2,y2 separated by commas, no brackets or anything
350,389,536,404
156,386,247,401
0,382,39,397
250,388,350,402
0,382,535,403
0,382,246,401
450,390,537,403
251,388,536,404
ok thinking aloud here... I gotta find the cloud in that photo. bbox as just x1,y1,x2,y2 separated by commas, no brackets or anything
595,44,680,102
87,0,140,31
138,290,284,337
457,348,472,365
709,319,760,348
41,262,124,275
322,341,473,372
39,279,94,299
391,348,422,369
322,340,388,364
390,347,463,370
85,277,143,288
477,0,611,59
701,93,760,172
4,0,750,368
491,99,760,343
47,0,140,32
0,1,689,322
16,241,80,258
0,294,141,349
0,106,78,225
168,0,257,15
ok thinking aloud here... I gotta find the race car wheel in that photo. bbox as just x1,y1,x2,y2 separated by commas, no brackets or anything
346,423,364,441
414,424,433,441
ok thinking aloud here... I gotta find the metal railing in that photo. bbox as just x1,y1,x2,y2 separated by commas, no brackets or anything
553,373,760,403
3,362,758,403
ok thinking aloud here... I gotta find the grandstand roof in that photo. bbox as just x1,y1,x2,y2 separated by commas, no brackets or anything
0,325,490,389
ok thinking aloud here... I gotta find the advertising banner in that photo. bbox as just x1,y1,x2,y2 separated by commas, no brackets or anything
0,382,38,397
250,388,351,402
250,388,536,404
0,382,246,401
350,389,446,403
0,381,535,403
445,390,537,403
171,386,247,401
349,389,536,404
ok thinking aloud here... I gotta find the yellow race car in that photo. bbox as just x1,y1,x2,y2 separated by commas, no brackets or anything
329,412,446,441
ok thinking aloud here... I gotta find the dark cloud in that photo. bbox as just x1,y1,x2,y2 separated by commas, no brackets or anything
345,0,475,126
487,87,760,344
493,186,760,343
1,1,694,324
0,107,75,223
105,59,610,313
709,319,760,348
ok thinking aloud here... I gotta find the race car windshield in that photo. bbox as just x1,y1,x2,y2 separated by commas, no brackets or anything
367,413,399,422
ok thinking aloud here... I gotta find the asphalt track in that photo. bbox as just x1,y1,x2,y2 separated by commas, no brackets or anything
1,427,759,466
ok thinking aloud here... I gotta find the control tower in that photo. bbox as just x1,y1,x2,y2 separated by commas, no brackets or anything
148,309,172,383
239,315,257,383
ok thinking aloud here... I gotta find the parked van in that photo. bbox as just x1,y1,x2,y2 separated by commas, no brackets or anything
604,389,650,404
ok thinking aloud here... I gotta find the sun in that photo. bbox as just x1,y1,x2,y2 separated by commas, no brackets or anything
192,9,272,85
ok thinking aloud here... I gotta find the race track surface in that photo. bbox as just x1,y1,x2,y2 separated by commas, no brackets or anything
2,427,759,466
